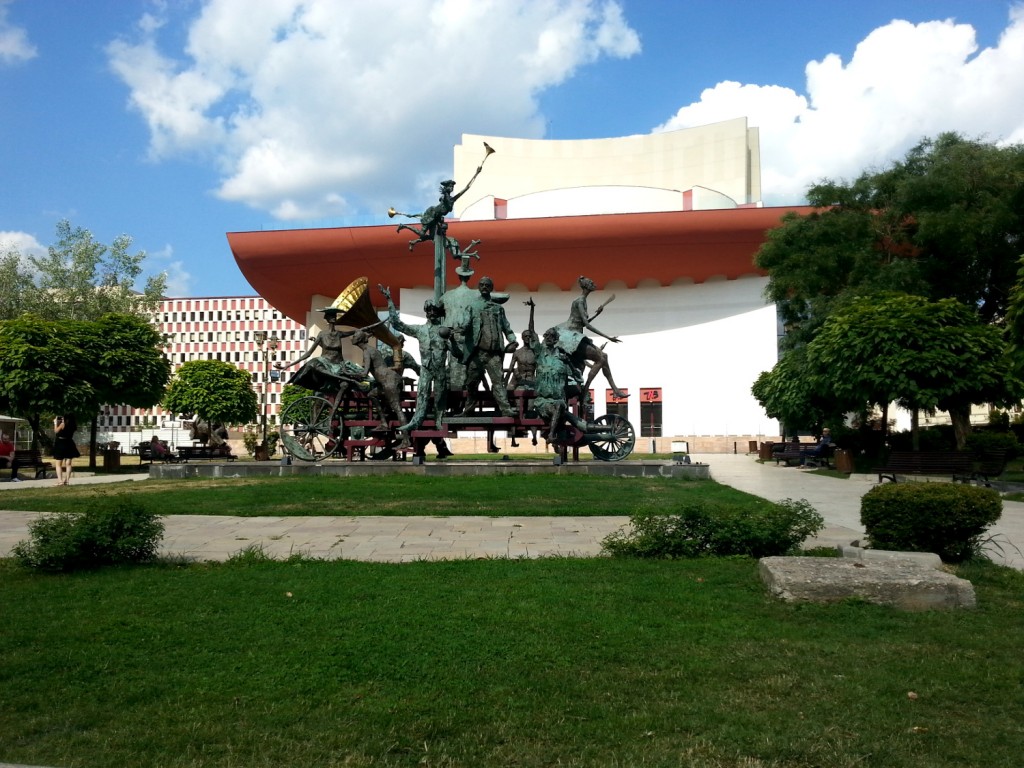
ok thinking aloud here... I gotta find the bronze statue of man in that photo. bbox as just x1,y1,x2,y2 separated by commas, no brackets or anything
531,327,590,444
380,285,458,431
461,276,518,417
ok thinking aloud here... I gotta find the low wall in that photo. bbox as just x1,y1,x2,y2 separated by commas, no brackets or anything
150,460,711,480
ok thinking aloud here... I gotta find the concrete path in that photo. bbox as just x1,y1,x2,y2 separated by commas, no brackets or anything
1,454,1021,568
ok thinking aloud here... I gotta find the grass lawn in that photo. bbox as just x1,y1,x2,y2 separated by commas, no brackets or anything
0,474,774,518
2,556,1023,767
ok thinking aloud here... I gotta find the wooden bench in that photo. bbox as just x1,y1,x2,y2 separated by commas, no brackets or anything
772,442,832,468
135,443,178,464
874,451,973,484
970,449,1008,486
177,445,236,462
6,449,55,480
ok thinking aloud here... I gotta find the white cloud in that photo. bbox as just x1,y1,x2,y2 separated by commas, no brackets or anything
0,230,45,260
148,244,192,296
107,0,640,220
0,0,36,65
655,6,1024,204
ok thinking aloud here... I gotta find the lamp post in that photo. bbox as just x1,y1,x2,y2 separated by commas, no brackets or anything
254,331,280,460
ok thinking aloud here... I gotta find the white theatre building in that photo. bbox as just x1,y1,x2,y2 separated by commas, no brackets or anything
229,118,811,451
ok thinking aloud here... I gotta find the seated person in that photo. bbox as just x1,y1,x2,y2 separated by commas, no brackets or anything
0,433,13,469
800,428,832,466
149,435,169,458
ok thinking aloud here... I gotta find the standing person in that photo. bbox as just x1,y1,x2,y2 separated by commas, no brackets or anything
0,432,13,470
52,414,80,486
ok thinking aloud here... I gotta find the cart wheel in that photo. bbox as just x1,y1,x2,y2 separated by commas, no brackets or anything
280,396,341,461
587,414,635,462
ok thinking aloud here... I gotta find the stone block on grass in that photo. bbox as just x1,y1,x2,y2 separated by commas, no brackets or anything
759,556,976,611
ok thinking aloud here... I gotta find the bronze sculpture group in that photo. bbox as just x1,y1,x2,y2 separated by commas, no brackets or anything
277,144,635,462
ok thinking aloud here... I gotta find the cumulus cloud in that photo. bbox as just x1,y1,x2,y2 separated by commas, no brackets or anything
0,0,36,64
107,0,640,220
0,230,45,260
655,6,1024,204
147,244,192,296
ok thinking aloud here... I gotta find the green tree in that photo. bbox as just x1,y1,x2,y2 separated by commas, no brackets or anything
0,314,170,452
756,133,1024,347
163,360,259,428
0,220,167,322
0,248,37,319
750,345,839,437
805,295,1020,448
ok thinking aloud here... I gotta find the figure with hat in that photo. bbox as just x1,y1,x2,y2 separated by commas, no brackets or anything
275,301,378,396
351,329,411,447
379,285,460,432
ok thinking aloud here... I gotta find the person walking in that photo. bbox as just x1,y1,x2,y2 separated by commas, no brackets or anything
52,414,80,486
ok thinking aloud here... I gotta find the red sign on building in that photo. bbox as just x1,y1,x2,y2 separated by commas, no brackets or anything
640,388,662,403
606,389,629,404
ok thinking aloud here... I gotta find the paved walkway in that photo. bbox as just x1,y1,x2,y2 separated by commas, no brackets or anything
1,454,1021,568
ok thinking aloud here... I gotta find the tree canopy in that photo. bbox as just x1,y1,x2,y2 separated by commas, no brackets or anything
756,133,1024,348
0,314,170,448
752,133,1024,444
0,219,167,323
163,360,259,427
807,295,1020,447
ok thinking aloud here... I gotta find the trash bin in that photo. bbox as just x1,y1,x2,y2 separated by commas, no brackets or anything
758,441,775,461
834,448,854,474
102,449,120,471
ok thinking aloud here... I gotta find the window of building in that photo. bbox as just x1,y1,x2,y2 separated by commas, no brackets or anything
606,389,629,422
639,388,663,438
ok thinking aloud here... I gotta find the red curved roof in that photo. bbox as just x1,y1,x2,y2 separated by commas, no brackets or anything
228,206,812,323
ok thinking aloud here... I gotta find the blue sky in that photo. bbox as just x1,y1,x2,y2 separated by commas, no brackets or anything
2,0,1022,298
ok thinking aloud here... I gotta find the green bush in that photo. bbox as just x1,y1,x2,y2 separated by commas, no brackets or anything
11,499,165,573
860,483,1001,563
601,498,823,559
965,429,1020,462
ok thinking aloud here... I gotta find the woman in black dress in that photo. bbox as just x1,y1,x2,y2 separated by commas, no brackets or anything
52,414,80,486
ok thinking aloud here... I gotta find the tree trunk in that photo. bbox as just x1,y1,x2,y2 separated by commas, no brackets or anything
948,405,972,450
910,409,920,451
89,414,98,471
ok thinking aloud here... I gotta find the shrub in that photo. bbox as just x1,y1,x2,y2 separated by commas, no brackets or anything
860,483,1001,563
11,499,164,573
965,430,1020,462
601,498,823,559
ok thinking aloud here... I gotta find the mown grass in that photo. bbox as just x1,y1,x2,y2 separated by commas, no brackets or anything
0,474,771,518
1,557,1022,767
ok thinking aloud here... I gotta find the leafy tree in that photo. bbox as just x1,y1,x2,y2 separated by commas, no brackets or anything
805,295,1020,448
0,314,169,451
0,219,167,322
163,360,259,427
750,345,838,437
756,133,1024,348
0,248,37,319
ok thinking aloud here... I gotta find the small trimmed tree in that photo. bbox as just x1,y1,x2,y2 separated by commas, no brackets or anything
163,360,259,428
806,294,1021,448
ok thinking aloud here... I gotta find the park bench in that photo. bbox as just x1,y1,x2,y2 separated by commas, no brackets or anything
5,449,55,480
177,445,237,462
771,442,832,468
135,442,178,464
969,449,1008,486
874,451,973,484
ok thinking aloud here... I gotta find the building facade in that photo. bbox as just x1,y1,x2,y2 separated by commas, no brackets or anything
227,119,806,451
100,296,307,443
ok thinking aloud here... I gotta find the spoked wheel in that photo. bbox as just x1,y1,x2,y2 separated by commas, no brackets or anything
280,396,342,461
587,414,636,462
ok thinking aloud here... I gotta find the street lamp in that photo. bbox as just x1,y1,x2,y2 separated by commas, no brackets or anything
254,331,280,460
